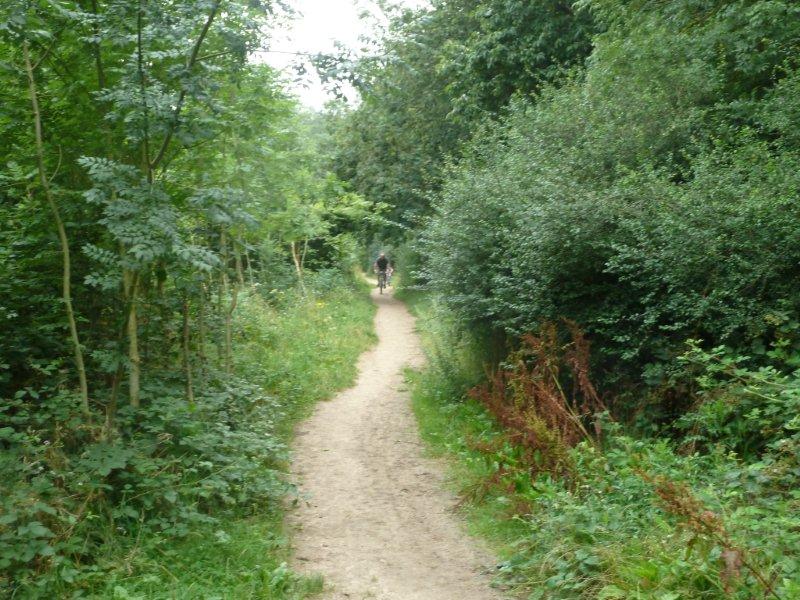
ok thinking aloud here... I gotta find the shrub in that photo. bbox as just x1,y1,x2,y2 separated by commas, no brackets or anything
421,1,800,413
469,321,606,477
676,341,800,460
0,376,288,596
1,280,375,597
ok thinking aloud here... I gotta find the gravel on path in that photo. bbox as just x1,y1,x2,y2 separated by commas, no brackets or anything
288,285,503,600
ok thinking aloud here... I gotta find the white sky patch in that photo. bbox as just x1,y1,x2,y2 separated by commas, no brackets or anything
256,0,427,110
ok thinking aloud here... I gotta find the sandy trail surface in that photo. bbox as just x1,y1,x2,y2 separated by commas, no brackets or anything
288,286,503,600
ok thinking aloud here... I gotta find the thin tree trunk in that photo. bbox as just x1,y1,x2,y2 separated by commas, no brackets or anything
290,241,306,295
109,240,133,417
23,41,90,414
136,0,151,181
198,279,208,383
182,295,195,406
245,250,255,286
217,263,224,362
232,152,253,290
220,230,230,372
149,0,221,172
220,230,239,375
235,247,245,287
86,0,120,419
88,0,106,90
124,269,141,408
128,299,140,408
107,298,134,431
108,363,121,426
226,281,239,376
123,1,149,407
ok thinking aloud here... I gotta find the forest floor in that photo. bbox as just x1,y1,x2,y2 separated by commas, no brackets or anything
287,285,503,600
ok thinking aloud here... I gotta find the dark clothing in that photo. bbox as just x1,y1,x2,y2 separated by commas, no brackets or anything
375,256,389,271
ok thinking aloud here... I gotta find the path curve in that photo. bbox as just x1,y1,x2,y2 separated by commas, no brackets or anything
288,286,502,600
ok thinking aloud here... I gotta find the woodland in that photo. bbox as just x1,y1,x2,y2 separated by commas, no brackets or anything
2,0,800,598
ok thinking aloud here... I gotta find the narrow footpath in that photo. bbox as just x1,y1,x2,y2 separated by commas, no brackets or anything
289,285,503,600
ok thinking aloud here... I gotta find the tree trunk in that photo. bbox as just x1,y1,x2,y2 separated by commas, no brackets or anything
198,278,208,383
136,0,152,181
123,269,141,408
182,295,195,406
235,246,245,287
217,264,224,362
245,250,255,286
88,0,106,90
220,229,238,374
290,240,307,295
23,41,90,415
226,281,239,376
149,0,221,172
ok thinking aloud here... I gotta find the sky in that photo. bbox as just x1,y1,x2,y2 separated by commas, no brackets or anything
258,0,427,110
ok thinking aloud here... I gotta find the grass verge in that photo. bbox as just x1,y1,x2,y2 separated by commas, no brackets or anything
401,290,527,571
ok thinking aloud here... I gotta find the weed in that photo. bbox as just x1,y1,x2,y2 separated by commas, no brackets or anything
639,472,780,599
469,321,606,478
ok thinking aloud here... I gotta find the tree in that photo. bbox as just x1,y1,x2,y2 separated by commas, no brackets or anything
322,0,598,231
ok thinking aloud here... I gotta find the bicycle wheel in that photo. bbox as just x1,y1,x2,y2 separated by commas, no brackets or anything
379,271,385,294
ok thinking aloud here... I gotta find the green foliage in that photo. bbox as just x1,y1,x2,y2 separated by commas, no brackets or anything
323,0,597,229
233,279,377,417
1,377,288,595
356,2,800,598
440,0,598,118
0,0,377,595
676,341,800,460
409,300,800,600
400,291,488,398
94,521,322,600
0,281,374,597
419,0,800,409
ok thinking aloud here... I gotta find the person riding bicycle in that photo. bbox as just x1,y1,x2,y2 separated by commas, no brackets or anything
373,252,390,288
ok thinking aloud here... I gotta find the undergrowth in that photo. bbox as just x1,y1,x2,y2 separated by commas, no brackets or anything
405,292,800,600
1,278,375,599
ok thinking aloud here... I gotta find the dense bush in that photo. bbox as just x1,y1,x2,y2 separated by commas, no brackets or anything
676,341,800,459
1,1,380,594
324,0,599,229
501,432,800,599
351,1,800,598
0,378,286,594
421,0,800,411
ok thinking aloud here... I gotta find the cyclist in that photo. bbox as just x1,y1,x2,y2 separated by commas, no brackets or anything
373,252,390,288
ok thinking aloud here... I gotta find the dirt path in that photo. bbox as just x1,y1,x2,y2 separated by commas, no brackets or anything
288,286,503,600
